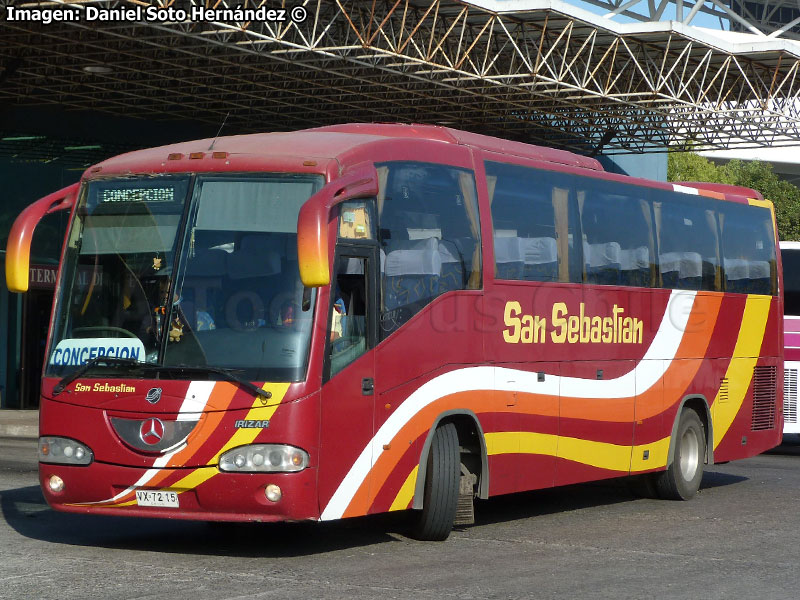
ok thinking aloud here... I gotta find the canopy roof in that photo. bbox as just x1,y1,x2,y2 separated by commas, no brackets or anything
1,0,800,164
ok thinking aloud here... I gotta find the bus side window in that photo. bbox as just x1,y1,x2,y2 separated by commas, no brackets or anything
487,162,581,284
577,183,655,288
377,161,481,339
653,193,720,292
720,203,777,295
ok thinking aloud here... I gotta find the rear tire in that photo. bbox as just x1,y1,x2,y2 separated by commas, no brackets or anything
655,409,705,500
409,422,460,541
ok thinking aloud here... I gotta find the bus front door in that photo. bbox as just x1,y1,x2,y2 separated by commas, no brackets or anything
318,248,378,520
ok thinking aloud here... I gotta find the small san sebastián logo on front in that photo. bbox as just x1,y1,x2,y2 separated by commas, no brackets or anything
74,382,136,393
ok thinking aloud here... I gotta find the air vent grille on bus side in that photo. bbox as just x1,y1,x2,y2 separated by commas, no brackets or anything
752,366,777,431
719,378,729,404
785,368,798,424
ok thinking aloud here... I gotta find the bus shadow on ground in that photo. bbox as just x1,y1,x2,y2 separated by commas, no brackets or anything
698,470,748,490
2,472,748,553
471,471,747,527
0,484,405,557
766,438,800,457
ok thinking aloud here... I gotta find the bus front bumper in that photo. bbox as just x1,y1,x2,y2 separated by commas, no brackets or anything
39,462,319,522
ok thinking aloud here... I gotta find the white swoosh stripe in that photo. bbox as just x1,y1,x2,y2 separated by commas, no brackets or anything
85,381,216,504
320,290,695,520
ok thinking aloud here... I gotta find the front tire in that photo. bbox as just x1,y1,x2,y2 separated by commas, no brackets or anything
656,409,705,500
410,422,460,541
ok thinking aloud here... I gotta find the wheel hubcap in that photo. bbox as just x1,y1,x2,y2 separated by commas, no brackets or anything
679,429,700,481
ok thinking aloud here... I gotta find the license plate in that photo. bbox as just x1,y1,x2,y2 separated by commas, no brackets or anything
135,490,179,508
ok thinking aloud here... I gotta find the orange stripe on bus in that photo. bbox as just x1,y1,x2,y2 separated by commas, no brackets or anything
345,295,727,517
561,294,723,422
342,391,494,517
697,189,726,200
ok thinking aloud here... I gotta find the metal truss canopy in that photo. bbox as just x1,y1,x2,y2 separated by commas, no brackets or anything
2,0,800,159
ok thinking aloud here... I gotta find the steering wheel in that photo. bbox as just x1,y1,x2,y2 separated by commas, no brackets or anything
72,326,138,339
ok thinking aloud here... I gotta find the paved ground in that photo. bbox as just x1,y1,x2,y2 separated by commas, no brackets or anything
0,411,37,439
2,434,800,600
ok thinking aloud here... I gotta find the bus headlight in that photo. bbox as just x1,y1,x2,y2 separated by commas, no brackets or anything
219,444,309,473
39,437,93,466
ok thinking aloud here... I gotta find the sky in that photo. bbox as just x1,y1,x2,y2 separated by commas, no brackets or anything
564,0,727,30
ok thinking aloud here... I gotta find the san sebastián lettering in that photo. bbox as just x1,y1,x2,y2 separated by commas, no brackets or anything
503,301,643,345
74,382,136,393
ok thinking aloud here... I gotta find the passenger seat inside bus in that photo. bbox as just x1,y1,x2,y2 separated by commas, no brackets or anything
659,251,703,290
584,241,622,285
383,237,441,311
725,258,772,294
493,236,558,282
619,246,651,287
494,235,524,280
437,239,465,293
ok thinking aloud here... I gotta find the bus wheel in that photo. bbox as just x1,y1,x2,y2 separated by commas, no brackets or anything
656,409,705,500
410,422,460,541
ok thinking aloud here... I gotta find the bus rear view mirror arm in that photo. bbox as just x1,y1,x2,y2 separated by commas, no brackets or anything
5,182,79,293
297,164,378,287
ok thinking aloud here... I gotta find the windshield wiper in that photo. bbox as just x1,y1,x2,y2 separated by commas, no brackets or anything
53,356,145,396
170,365,272,400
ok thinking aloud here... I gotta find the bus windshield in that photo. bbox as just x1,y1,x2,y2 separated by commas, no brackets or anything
46,173,324,382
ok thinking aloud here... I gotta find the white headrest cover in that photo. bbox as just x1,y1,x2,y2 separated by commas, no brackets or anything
620,246,650,271
584,241,621,268
520,237,557,265
659,251,702,279
385,237,442,276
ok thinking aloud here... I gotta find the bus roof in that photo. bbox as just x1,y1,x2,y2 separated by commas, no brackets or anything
675,181,764,202
308,123,604,171
89,122,604,175
86,124,765,206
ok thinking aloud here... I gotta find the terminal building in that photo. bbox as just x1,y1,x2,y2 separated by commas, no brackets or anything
1,0,799,408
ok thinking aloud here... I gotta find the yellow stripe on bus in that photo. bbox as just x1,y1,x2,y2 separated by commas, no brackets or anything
712,295,771,449
630,437,671,471
206,382,291,464
747,197,776,226
484,431,670,473
388,293,769,510
168,383,290,495
389,465,418,512
387,432,671,511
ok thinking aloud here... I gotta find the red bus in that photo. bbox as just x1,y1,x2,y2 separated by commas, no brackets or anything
6,124,783,540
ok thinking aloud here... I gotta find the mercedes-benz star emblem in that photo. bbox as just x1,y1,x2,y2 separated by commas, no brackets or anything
145,387,163,404
139,418,165,445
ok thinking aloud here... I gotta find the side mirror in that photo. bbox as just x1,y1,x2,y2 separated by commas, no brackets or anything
6,183,79,293
297,165,378,287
